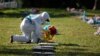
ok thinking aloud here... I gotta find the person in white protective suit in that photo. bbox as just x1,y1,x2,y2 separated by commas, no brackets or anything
10,11,50,43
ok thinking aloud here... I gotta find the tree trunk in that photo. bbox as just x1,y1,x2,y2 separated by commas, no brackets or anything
93,0,97,10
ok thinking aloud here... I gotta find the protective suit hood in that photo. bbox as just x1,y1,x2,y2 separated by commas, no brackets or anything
41,12,50,22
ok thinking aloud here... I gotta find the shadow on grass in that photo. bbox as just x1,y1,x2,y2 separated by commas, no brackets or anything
0,11,29,18
0,45,33,56
49,13,69,18
56,52,100,56
59,43,80,47
0,44,100,56
0,49,33,56
0,11,71,18
58,43,90,47
56,43,100,56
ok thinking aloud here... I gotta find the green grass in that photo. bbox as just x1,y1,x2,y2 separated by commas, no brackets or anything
0,8,100,56
0,16,100,56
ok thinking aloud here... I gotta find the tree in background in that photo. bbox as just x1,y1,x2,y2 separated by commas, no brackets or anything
92,0,98,10
16,0,100,9
15,0,23,8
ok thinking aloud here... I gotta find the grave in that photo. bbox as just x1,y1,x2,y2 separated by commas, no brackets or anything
32,42,58,56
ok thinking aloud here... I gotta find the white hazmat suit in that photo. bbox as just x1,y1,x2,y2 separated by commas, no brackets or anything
11,12,50,43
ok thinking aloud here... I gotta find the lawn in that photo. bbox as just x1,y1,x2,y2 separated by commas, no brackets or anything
0,8,100,56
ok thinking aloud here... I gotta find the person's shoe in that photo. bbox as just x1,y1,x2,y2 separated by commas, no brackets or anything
26,40,31,43
10,35,13,43
37,38,43,43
